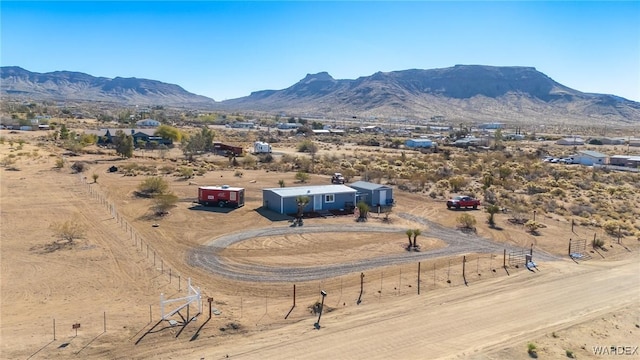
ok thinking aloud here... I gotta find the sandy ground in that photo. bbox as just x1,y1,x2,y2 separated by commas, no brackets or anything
1,131,638,359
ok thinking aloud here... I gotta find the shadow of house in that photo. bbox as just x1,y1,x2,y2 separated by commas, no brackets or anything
253,207,295,222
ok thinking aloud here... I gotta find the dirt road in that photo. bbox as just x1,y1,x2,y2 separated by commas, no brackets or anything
167,257,640,359
187,213,559,282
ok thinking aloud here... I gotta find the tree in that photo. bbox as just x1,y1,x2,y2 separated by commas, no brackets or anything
114,130,134,158
295,195,310,224
356,201,369,222
493,129,504,150
486,204,500,228
58,124,70,140
482,172,494,190
405,229,414,249
155,124,183,142
412,228,421,249
92,173,99,183
182,127,215,160
278,179,286,188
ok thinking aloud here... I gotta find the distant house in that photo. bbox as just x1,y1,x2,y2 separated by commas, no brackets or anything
453,137,482,147
85,128,172,148
312,129,331,135
349,181,394,208
136,118,161,127
610,155,640,168
360,125,383,133
478,122,505,130
573,150,608,166
589,137,625,145
629,138,640,147
405,138,434,149
262,185,356,215
228,122,256,129
557,137,585,146
276,123,302,130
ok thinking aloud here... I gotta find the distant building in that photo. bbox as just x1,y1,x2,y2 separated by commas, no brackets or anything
589,137,625,145
629,138,640,147
557,137,585,146
609,155,640,168
84,128,172,148
228,122,255,129
405,138,434,148
136,118,161,127
478,122,505,130
573,150,608,166
276,123,302,130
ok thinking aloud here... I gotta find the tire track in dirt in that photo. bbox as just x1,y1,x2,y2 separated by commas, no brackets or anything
188,213,561,282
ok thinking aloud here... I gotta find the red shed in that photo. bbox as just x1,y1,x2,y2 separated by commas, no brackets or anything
198,185,245,208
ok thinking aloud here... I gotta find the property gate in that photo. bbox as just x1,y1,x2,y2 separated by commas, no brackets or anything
508,249,531,267
569,238,591,261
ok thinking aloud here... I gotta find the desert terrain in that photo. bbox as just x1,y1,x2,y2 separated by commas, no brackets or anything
1,129,639,360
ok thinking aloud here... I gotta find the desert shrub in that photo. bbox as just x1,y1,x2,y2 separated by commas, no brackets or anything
602,220,622,235
179,166,194,179
484,189,498,204
242,154,257,169
575,203,596,216
137,176,169,196
295,171,309,183
71,161,87,173
152,193,178,216
258,153,274,163
50,219,85,243
527,342,538,358
524,220,543,235
592,237,605,249
449,176,468,192
486,204,501,227
526,183,548,195
54,157,65,169
457,213,476,230
160,165,175,174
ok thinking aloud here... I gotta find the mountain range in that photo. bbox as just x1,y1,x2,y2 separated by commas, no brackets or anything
2,65,639,125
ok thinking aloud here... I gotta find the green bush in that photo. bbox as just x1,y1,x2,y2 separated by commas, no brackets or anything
137,177,169,196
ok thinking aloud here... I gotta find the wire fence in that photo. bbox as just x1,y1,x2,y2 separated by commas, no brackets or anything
36,174,529,354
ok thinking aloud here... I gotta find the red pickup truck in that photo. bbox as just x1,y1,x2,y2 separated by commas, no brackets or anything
447,195,480,209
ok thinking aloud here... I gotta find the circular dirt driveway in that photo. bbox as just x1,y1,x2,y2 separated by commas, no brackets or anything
187,213,559,282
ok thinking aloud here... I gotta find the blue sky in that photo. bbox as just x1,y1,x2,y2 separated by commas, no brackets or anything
2,1,639,102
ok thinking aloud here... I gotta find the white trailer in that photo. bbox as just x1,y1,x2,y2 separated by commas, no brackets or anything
254,141,272,154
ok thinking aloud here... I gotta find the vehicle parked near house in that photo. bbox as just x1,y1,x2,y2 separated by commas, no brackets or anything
198,185,245,208
331,173,346,184
446,195,480,209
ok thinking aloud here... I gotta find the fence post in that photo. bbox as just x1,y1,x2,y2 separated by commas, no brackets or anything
417,262,421,295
